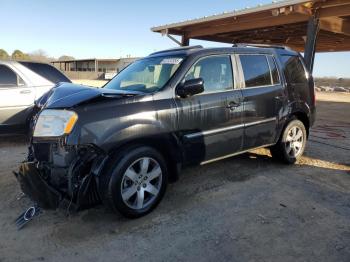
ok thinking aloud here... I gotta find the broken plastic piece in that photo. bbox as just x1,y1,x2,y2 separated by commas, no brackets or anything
15,205,41,230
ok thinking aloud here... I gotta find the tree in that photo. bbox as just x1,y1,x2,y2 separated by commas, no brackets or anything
11,50,30,60
59,55,75,61
29,49,51,62
0,49,9,59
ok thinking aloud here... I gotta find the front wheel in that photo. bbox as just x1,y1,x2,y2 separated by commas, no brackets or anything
99,146,168,218
270,119,307,164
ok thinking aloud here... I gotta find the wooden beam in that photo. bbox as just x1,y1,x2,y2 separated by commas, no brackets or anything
313,0,350,9
293,4,313,16
319,17,350,36
184,10,272,32
318,4,350,18
184,8,311,33
187,13,309,38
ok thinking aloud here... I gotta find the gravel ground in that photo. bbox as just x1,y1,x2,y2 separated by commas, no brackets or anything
0,92,349,262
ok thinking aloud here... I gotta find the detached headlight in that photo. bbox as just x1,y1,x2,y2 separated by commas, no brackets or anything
33,109,78,137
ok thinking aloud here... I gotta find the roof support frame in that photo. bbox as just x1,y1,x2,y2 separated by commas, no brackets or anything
152,0,350,58
162,29,187,46
304,16,320,72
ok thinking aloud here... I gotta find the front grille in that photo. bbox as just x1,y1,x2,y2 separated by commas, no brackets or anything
33,143,51,162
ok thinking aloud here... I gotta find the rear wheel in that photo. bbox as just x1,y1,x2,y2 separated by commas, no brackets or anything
99,146,168,218
270,119,307,164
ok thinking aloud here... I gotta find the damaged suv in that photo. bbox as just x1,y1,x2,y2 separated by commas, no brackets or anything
15,45,316,218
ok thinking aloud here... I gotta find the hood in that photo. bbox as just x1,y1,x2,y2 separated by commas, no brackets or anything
41,83,144,109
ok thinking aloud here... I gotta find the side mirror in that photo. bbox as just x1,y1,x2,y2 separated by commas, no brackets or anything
176,78,204,98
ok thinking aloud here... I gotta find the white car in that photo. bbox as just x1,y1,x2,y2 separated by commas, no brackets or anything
0,61,71,134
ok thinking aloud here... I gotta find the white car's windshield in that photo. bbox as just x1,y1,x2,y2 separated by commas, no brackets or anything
104,56,184,93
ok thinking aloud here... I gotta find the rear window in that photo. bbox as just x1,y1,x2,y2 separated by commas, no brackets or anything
19,62,71,84
280,55,307,85
239,55,272,87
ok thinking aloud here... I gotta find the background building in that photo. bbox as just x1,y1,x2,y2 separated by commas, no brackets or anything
52,57,139,80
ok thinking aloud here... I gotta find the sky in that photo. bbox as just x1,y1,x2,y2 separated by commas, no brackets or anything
0,0,349,78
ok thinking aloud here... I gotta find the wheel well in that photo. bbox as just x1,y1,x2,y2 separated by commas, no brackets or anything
292,112,310,136
106,135,182,183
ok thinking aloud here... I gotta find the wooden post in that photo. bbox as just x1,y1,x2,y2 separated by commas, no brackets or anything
181,35,190,46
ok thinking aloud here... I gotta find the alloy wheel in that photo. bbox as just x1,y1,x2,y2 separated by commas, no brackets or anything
285,126,304,157
120,157,162,210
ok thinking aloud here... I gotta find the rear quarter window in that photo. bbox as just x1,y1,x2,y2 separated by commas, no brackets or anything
19,62,71,84
280,55,307,85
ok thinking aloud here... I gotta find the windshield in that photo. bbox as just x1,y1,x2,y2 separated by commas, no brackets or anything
104,56,184,93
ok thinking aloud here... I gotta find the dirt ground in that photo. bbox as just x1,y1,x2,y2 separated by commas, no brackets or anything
0,92,349,262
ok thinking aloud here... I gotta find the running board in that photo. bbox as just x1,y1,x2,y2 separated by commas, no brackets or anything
200,143,275,165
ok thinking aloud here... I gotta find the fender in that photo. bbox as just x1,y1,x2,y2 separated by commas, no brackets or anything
289,100,311,118
274,99,312,143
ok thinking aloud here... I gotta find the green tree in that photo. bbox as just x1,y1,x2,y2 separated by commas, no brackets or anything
59,55,75,61
0,49,10,59
11,49,30,60
29,49,52,62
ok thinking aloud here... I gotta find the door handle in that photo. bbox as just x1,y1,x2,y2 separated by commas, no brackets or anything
274,95,284,101
20,90,32,94
226,101,240,110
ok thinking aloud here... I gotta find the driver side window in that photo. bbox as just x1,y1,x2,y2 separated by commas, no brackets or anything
185,55,234,93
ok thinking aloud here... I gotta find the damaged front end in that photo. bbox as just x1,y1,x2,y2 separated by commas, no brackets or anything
14,83,137,212
15,141,107,211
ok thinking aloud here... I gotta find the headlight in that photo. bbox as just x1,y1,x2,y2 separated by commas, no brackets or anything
33,109,78,137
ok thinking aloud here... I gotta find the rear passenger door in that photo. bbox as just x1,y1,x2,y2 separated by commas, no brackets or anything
236,53,285,149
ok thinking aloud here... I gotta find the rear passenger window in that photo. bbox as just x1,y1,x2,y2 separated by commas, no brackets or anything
185,55,233,93
281,55,307,84
239,55,272,87
0,65,18,86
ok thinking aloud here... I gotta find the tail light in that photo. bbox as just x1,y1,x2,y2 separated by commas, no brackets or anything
313,87,316,106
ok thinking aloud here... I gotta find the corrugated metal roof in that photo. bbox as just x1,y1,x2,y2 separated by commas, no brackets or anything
52,58,140,63
151,0,312,32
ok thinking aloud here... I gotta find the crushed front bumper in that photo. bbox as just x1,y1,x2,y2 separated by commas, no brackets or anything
14,162,62,209
15,143,106,211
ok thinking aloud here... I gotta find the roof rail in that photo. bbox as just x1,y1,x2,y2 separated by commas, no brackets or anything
150,45,203,55
233,43,290,50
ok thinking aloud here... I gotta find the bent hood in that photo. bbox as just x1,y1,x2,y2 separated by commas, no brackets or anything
42,83,144,109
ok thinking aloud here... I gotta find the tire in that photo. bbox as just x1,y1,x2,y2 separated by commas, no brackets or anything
99,146,168,218
270,119,307,164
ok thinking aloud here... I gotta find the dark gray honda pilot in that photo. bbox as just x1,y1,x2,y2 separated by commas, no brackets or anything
15,45,316,218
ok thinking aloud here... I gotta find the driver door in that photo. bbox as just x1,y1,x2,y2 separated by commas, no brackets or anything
175,55,244,164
